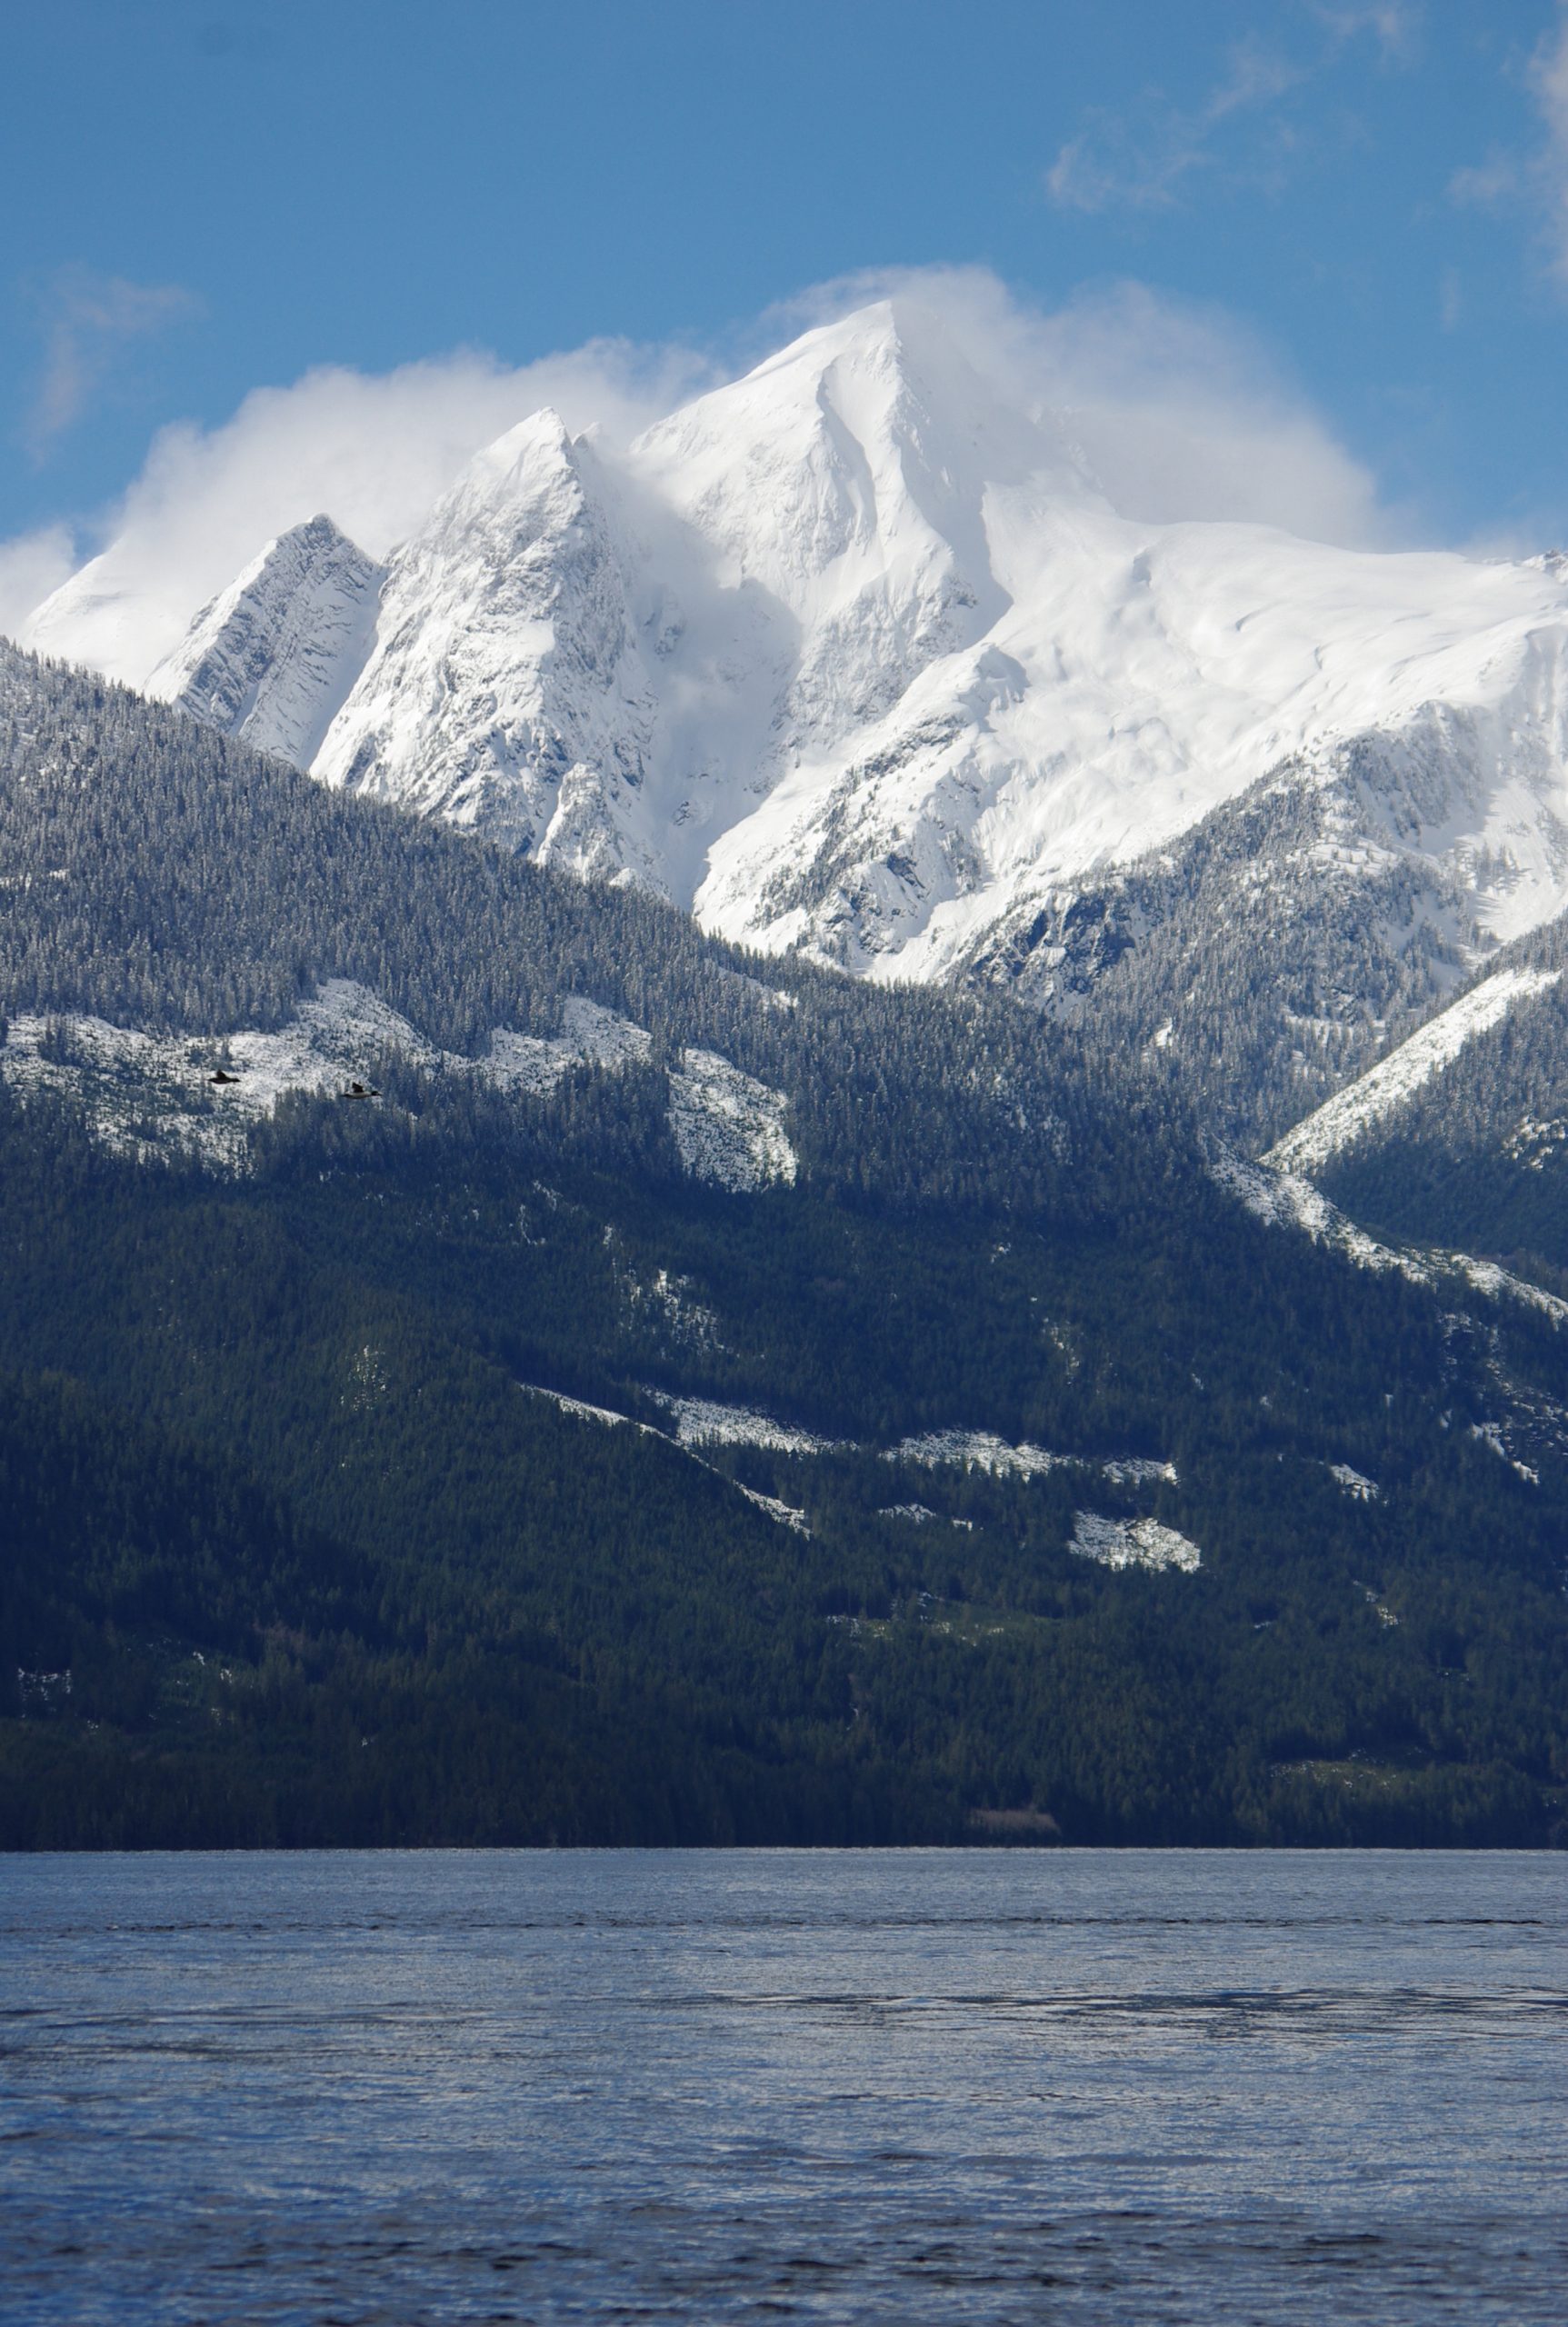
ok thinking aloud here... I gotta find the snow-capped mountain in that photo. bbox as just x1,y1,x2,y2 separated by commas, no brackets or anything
146,515,385,769
25,296,1568,1123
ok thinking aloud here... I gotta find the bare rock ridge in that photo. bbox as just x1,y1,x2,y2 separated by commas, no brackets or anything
24,297,1568,1129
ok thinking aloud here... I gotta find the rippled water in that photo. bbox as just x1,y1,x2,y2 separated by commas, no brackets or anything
3,1849,1565,2322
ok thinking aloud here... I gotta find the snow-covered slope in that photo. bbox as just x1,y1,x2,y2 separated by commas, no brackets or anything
692,507,1568,984
1267,965,1564,1173
25,296,1568,1097
309,414,671,871
149,517,385,766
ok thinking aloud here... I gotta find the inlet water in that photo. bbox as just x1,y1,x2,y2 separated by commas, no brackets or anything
3,1848,1564,2322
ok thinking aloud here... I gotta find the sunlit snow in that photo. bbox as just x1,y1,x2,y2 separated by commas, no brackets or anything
1268,967,1563,1173
0,982,794,1193
1210,1147,1568,1326
652,1395,842,1454
1069,1513,1202,1573
518,1383,814,1531
889,1429,1176,1485
667,1049,798,1191
61,296,1568,995
1329,1463,1381,1503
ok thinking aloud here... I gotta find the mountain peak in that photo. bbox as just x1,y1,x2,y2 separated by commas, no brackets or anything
53,297,1568,1089
148,516,384,767
464,404,580,488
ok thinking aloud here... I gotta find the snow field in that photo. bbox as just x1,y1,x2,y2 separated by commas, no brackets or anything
651,1395,844,1455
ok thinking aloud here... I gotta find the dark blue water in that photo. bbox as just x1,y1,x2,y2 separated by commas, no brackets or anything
2,1850,1564,2323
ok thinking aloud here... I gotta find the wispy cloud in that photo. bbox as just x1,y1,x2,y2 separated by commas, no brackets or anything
25,267,200,463
1448,152,1524,210
1307,4,1422,64
1531,4,1568,275
1045,7,1417,216
1045,42,1302,215
0,524,75,639
1446,6,1568,282
10,335,714,678
4,266,1407,680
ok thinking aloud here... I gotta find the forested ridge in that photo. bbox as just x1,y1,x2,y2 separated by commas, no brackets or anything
2,644,1566,1849
1312,947,1568,1287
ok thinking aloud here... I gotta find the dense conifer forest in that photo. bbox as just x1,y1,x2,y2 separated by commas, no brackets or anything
2,644,1566,1848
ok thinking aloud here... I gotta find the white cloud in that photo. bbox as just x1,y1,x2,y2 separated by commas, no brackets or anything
6,265,1400,684
770,265,1392,547
1044,127,1183,216
1044,45,1301,215
1448,152,1523,209
1447,7,1568,281
1533,5,1568,275
25,268,198,462
0,524,75,639
16,339,713,683
1045,9,1415,215
1308,3,1422,64
1043,51,1297,217
1037,291,1391,544
1205,36,1306,123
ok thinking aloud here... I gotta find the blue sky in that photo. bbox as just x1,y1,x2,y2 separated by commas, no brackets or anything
6,0,1568,622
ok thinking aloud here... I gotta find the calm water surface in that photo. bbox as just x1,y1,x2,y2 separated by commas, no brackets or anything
2,1848,1565,2323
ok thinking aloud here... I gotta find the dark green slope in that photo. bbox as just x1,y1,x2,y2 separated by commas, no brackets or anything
0,644,1143,1216
1311,959,1568,1289
2,645,1566,1848
5,1079,1565,1850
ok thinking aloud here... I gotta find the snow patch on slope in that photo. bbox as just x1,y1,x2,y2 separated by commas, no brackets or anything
668,1048,797,1190
0,1014,252,1171
485,997,653,1094
0,981,793,1191
1211,1147,1568,1323
734,1483,812,1534
890,1428,1177,1484
520,1384,641,1432
1330,1463,1381,1502
1267,967,1564,1173
0,979,456,1166
892,1429,1072,1480
519,1381,813,1531
1470,1421,1541,1485
651,1394,843,1454
1070,1513,1202,1573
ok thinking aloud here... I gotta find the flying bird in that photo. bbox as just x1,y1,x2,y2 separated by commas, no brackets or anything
345,1080,380,1099
208,1067,241,1085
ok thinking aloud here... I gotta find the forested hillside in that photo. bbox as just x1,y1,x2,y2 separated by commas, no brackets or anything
2,644,1566,1849
1283,919,1568,1288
